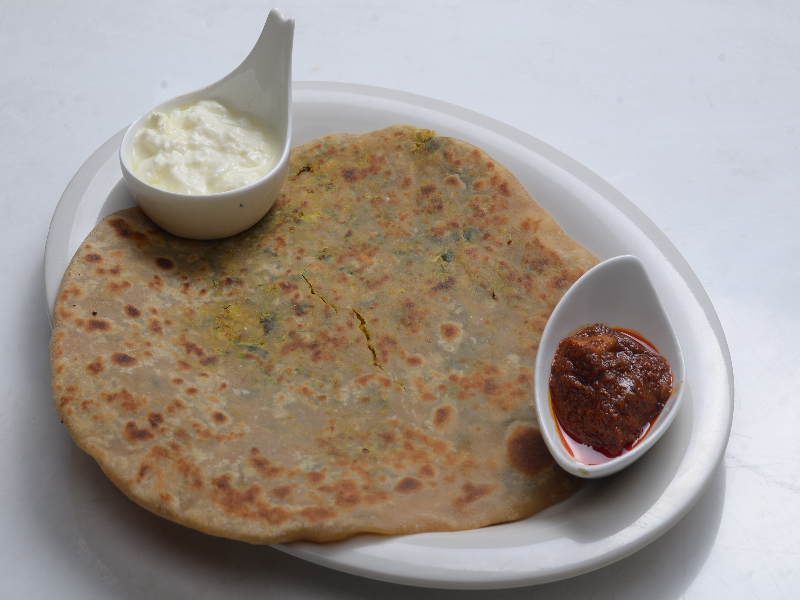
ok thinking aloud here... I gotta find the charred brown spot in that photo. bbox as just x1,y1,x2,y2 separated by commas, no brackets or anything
394,477,423,494
300,506,336,522
181,338,204,356
498,180,511,196
431,277,456,294
185,387,199,395
419,464,435,478
84,253,102,263
137,463,152,482
109,218,147,242
124,304,141,317
172,378,184,385
148,412,164,428
378,431,396,445
108,280,132,293
212,411,228,424
86,357,104,375
149,275,164,290
155,257,174,270
420,184,437,197
453,482,496,510
86,319,111,332
549,273,569,289
271,485,294,499
149,318,163,334
405,355,423,366
507,426,551,477
249,448,285,478
342,167,358,182
112,353,138,367
434,406,454,427
278,281,298,293
124,421,155,442
440,323,460,340
306,471,326,484
201,356,219,366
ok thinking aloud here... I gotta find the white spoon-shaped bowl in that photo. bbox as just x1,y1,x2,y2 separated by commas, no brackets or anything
534,254,685,478
119,9,294,240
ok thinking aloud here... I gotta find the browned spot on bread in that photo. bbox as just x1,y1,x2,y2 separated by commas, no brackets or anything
342,167,358,182
212,411,228,424
86,357,105,375
148,318,162,333
271,485,294,499
172,378,184,385
201,356,218,366
185,387,199,395
420,184,437,197
180,338,204,356
148,412,164,428
124,421,155,442
549,273,569,289
86,319,111,332
300,506,336,522
137,463,152,482
444,175,461,186
453,482,496,510
306,471,326,484
249,448,285,477
84,253,102,263
440,323,460,341
108,280,132,293
112,353,138,367
210,474,291,524
401,176,413,189
318,480,362,508
399,299,427,334
363,487,390,505
109,218,147,243
177,361,192,371
155,257,174,270
124,304,141,317
394,477,423,494
434,406,453,427
507,426,551,477
430,277,455,294
167,399,187,414
498,181,511,197
149,274,164,290
378,432,396,445
419,464,435,478
405,355,423,366
100,388,146,413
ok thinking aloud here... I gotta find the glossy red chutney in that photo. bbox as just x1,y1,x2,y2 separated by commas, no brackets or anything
549,324,672,461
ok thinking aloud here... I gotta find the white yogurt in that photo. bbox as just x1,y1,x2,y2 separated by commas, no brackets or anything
131,99,279,195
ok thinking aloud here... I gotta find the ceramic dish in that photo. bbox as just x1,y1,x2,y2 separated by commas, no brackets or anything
534,255,686,478
44,81,733,589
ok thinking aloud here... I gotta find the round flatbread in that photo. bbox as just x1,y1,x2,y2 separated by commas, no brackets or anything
51,126,598,543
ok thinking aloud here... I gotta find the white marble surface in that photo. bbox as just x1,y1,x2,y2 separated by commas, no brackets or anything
0,1,796,597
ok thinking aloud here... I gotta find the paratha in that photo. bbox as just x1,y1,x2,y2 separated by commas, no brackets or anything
51,126,598,544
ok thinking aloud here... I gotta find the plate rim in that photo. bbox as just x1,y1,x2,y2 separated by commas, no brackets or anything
44,80,734,590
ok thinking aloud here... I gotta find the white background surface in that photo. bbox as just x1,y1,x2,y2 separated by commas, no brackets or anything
1,1,796,598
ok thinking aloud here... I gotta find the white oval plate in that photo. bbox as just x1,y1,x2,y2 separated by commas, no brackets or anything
44,81,733,589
